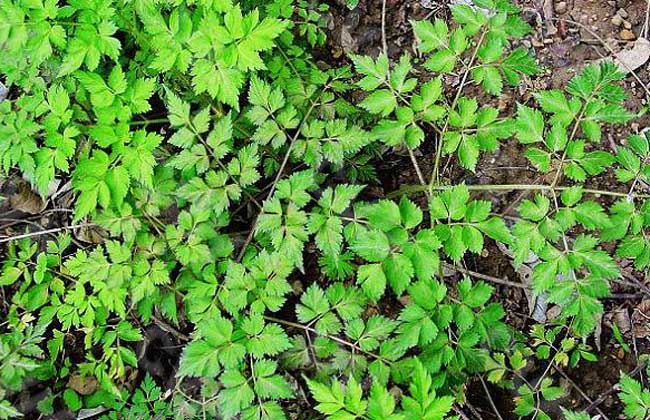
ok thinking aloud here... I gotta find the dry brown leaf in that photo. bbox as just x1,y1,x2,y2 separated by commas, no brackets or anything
10,182,45,214
68,374,98,395
631,300,650,339
609,37,650,74
74,225,107,244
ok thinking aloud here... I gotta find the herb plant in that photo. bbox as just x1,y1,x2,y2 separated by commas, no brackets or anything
1,0,649,418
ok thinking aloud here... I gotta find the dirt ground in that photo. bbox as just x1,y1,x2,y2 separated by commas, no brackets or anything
324,0,650,418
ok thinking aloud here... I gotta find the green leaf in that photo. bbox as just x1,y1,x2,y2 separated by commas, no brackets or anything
306,378,346,416
296,284,330,324
478,217,513,244
383,253,414,296
573,201,610,230
525,147,551,172
450,4,487,35
357,263,387,301
515,104,544,144
413,18,448,53
351,230,390,262
359,90,397,116
362,200,402,231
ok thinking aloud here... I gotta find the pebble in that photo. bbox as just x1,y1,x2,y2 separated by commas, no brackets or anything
555,1,567,14
611,14,624,26
617,8,629,19
620,29,636,40
623,20,632,30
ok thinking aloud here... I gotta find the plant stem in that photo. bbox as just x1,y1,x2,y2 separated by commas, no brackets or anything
263,315,387,363
430,30,487,188
0,223,96,244
387,183,650,200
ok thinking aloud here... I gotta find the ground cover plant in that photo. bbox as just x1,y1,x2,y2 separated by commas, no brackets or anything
2,0,650,418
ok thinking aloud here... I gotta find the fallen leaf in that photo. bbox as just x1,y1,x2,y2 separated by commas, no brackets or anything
609,37,650,74
497,242,547,322
632,300,650,338
10,182,45,214
68,374,98,395
74,225,107,244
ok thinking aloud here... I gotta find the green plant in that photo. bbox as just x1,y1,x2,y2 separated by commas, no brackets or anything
0,320,48,418
1,0,649,418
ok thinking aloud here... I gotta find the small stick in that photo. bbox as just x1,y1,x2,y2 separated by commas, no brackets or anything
555,366,610,420
0,223,95,244
479,375,504,420
443,262,526,289
583,362,647,413
641,0,650,39
381,0,388,56
151,315,190,342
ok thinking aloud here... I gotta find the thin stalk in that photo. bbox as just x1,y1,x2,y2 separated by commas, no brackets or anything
387,183,650,200
263,315,387,363
0,223,96,244
430,30,487,188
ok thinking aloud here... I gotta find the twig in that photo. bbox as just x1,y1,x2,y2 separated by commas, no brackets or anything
387,183,650,200
620,273,650,297
443,262,526,289
453,406,472,420
408,148,427,187
236,89,324,261
0,223,95,244
464,401,485,420
641,0,650,39
263,315,387,363
479,375,504,420
555,366,610,420
610,292,644,299
381,0,388,56
151,315,190,342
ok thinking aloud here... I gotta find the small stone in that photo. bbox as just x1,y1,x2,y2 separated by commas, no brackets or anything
611,14,624,26
623,20,632,29
617,8,629,19
607,0,615,5
620,29,636,40
556,1,567,13
0,82,6,103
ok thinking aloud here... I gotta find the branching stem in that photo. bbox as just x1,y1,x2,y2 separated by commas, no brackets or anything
387,183,650,200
